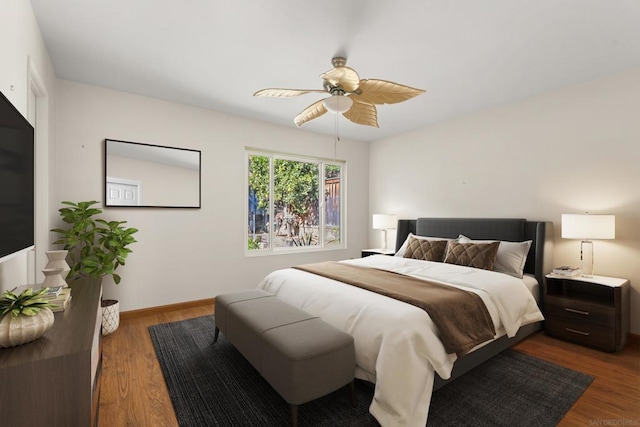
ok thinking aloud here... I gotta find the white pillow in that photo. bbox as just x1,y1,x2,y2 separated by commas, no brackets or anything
395,233,456,257
458,235,532,278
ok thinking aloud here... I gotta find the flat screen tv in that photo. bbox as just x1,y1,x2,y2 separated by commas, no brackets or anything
0,91,34,260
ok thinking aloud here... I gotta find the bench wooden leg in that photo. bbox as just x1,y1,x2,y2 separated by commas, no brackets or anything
348,380,357,408
213,327,220,343
289,403,298,427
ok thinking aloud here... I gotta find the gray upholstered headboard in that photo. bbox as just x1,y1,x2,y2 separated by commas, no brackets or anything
395,218,553,288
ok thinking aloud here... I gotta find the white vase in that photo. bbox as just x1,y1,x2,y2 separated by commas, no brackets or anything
0,308,55,348
101,299,120,336
42,267,67,288
45,250,70,279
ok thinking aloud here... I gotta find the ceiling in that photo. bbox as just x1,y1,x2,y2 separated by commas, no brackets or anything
29,0,640,142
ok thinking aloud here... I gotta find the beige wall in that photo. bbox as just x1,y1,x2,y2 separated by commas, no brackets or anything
54,80,369,311
0,0,54,113
0,0,57,291
4,0,638,337
369,69,640,333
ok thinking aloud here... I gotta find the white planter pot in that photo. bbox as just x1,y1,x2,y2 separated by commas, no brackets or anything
0,308,55,348
101,299,120,336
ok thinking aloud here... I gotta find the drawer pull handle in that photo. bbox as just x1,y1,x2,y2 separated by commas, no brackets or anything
565,327,590,336
565,307,589,316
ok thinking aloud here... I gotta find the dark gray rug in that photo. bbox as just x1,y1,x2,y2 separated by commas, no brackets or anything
149,315,593,426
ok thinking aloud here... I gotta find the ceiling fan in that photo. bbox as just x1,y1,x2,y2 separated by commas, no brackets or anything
253,57,425,128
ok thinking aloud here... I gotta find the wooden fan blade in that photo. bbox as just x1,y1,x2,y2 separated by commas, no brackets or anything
294,99,328,127
254,88,326,98
320,67,361,93
356,79,425,105
342,97,378,127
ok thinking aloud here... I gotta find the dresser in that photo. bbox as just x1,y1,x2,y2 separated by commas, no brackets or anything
0,277,103,426
544,274,630,352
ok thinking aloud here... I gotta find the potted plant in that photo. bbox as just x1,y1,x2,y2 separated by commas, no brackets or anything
51,200,138,335
0,288,56,347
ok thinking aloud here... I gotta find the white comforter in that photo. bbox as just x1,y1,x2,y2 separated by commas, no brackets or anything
257,255,544,427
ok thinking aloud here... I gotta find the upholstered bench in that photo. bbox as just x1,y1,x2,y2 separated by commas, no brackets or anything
214,289,356,427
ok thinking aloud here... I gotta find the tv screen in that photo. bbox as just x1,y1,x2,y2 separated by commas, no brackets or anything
0,91,34,259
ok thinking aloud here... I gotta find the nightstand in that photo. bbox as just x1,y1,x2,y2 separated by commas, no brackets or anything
544,274,630,352
361,248,395,257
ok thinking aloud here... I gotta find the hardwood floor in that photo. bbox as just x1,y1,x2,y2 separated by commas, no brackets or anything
513,334,640,426
99,303,640,426
98,304,214,427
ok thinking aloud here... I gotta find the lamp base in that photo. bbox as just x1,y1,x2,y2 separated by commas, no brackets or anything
580,240,594,277
381,230,388,250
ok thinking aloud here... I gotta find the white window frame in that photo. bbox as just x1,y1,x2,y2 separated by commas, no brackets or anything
245,148,346,256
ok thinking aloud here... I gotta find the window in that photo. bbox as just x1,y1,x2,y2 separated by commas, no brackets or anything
246,150,345,254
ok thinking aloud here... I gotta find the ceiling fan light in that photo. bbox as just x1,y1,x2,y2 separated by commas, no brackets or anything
323,95,353,113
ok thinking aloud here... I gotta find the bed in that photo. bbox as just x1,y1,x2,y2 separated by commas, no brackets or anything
258,218,553,426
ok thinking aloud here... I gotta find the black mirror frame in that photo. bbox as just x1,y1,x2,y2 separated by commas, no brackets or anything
104,138,202,208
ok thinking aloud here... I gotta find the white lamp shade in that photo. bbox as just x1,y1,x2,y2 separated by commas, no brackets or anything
323,95,353,113
561,214,615,239
372,214,398,230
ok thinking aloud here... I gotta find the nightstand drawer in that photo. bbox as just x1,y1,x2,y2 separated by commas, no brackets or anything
545,318,616,351
545,296,614,326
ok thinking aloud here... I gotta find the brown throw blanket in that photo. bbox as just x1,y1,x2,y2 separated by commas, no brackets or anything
293,261,496,356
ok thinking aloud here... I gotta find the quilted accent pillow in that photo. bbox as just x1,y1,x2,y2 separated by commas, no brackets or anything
403,236,448,262
444,241,500,271
458,235,532,278
395,233,457,257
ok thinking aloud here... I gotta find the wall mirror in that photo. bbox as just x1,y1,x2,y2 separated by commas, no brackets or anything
104,139,201,208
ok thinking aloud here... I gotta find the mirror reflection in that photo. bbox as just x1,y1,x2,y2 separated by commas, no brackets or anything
105,139,201,208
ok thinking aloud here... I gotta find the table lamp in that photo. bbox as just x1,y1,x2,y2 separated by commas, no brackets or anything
372,214,397,250
561,213,615,277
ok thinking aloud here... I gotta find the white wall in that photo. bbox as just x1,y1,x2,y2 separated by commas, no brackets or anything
369,69,640,334
0,0,56,292
54,80,369,311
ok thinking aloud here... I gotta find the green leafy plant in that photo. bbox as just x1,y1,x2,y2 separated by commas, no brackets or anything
0,288,56,318
51,201,138,284
291,232,315,246
248,237,260,250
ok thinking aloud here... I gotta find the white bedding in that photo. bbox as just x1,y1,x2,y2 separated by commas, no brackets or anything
257,255,544,427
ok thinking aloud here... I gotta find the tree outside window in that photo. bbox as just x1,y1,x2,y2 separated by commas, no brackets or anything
247,151,344,253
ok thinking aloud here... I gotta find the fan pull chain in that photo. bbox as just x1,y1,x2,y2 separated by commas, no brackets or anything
334,112,340,161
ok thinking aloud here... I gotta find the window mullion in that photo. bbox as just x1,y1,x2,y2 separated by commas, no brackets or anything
319,162,325,248
269,155,274,251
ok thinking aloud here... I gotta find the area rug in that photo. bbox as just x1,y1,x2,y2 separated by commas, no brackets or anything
149,315,593,426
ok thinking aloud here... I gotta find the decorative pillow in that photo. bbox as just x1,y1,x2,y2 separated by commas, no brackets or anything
395,233,457,257
458,235,532,278
444,241,500,271
402,236,448,262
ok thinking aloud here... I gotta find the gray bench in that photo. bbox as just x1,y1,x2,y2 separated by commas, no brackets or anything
214,289,356,426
